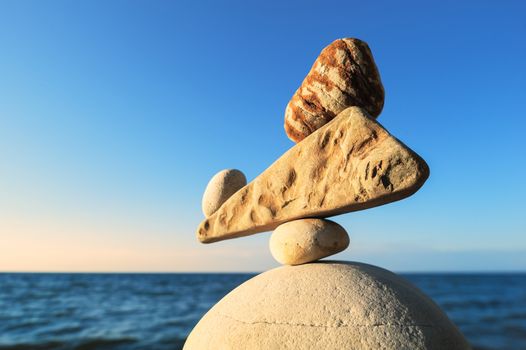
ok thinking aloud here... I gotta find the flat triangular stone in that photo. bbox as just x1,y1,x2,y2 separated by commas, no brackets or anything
197,107,429,243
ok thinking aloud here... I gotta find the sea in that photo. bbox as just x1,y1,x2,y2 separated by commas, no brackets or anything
0,272,524,350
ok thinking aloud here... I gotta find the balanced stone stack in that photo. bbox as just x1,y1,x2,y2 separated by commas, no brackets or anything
185,38,471,349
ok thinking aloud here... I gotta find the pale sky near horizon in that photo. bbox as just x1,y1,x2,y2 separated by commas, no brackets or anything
1,0,525,272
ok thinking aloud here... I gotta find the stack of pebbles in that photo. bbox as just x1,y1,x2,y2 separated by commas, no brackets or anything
186,38,470,350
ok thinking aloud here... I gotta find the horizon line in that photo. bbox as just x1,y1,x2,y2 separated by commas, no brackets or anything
2,270,525,274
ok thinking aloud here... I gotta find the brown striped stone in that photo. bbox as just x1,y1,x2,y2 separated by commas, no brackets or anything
285,38,384,143
197,107,429,243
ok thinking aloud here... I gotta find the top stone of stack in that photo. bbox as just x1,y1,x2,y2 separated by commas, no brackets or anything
284,38,384,143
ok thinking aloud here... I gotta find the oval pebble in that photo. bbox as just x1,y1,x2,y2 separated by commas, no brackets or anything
269,218,349,265
202,169,247,217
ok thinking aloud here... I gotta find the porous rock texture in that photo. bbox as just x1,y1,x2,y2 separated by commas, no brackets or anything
197,107,429,243
184,262,471,350
269,218,349,265
285,38,384,143
202,169,247,217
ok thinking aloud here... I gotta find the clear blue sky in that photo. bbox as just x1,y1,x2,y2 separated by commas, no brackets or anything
1,0,525,272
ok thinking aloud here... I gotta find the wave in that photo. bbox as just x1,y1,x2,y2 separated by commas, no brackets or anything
74,337,138,350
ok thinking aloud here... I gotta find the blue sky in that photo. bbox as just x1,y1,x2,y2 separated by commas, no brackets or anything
0,0,525,272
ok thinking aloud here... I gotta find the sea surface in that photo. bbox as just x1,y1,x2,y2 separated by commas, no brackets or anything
0,272,524,350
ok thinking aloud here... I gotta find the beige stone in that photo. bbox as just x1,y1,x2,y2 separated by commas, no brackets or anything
184,262,471,350
285,38,384,143
269,219,349,265
202,169,247,217
197,107,429,243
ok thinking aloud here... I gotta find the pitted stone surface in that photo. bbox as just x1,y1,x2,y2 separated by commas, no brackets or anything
197,107,429,243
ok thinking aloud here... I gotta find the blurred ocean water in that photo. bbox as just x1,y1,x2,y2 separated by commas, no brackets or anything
0,272,524,350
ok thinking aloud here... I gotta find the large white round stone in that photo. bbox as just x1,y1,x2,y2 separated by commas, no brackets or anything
184,262,471,350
